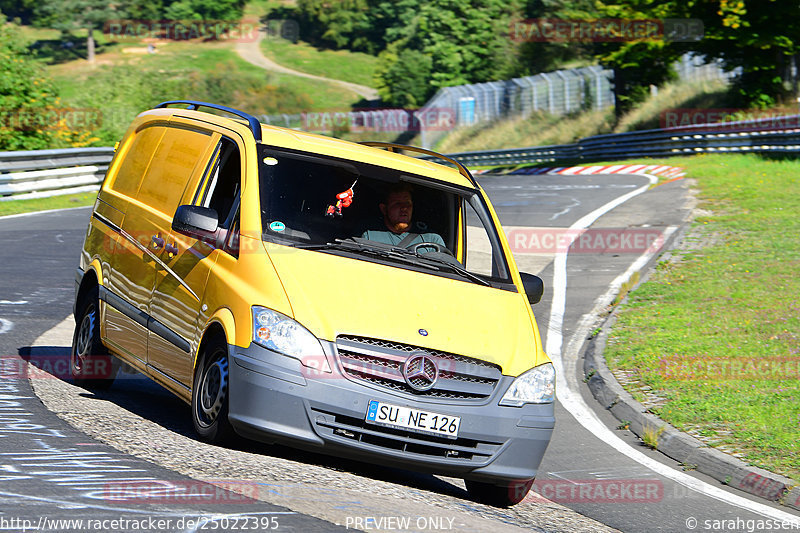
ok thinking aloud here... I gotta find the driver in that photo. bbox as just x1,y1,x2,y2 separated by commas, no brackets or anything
361,184,446,251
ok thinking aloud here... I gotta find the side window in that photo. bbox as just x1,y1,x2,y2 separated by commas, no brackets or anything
465,201,494,277
463,199,508,279
109,125,166,199
199,138,241,229
137,127,213,216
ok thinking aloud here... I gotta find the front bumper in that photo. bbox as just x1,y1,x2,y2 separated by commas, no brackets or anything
228,341,554,484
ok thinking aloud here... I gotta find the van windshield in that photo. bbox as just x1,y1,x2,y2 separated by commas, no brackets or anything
257,147,513,285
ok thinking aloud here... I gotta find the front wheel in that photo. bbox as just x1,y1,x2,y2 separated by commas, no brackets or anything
192,336,235,444
71,286,118,389
465,478,534,507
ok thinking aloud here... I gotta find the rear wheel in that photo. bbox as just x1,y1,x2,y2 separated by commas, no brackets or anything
71,286,118,389
192,335,234,444
465,478,534,507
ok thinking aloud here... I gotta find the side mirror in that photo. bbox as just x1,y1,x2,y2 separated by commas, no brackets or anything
172,205,219,239
519,272,544,305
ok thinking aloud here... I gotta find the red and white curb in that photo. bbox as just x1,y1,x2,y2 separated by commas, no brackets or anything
504,164,685,179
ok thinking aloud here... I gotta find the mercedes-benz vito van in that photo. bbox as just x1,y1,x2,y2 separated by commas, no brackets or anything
72,101,554,506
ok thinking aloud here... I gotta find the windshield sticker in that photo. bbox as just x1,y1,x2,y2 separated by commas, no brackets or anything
269,221,286,232
263,157,279,165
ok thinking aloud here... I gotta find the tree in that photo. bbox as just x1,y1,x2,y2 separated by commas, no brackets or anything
0,16,62,150
679,0,800,107
375,45,432,106
0,0,38,24
374,0,522,106
592,1,684,117
163,0,245,21
35,0,128,63
509,0,599,76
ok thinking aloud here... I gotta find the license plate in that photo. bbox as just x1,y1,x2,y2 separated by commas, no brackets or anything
365,400,461,439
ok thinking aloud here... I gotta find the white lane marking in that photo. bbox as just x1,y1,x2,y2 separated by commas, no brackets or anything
546,175,800,523
0,318,12,334
0,205,91,221
0,300,27,305
545,175,657,357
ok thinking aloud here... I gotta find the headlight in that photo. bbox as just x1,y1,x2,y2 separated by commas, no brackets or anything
252,306,324,359
499,363,555,406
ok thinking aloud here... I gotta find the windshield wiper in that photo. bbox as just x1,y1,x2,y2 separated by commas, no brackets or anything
299,239,490,286
296,239,442,270
411,254,492,286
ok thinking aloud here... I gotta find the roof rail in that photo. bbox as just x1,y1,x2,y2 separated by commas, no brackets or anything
359,142,479,188
156,100,262,142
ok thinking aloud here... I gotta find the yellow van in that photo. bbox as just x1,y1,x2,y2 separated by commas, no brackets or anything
72,101,554,506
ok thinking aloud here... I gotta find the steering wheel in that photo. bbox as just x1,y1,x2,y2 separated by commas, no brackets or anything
407,241,455,257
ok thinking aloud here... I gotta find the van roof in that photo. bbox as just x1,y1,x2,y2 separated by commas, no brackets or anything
151,101,477,190
259,123,477,189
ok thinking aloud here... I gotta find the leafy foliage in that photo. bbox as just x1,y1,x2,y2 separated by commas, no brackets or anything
376,0,522,106
677,0,800,107
0,17,79,150
163,0,246,21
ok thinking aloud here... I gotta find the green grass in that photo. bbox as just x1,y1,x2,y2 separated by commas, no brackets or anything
259,37,378,89
0,191,96,216
47,41,361,145
604,153,800,481
435,108,616,153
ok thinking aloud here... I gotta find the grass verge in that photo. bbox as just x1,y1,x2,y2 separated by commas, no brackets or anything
0,192,96,217
603,153,800,480
259,36,378,89
48,42,361,145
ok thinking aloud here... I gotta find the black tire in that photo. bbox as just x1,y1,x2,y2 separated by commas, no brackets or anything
192,336,235,444
71,286,118,390
465,478,534,507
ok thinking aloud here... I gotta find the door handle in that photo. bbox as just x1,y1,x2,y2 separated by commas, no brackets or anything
151,235,165,249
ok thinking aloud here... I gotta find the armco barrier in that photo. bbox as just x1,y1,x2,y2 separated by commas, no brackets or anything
3,112,800,199
429,113,800,168
0,147,114,201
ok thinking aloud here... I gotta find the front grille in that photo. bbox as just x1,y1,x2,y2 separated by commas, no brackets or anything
312,407,503,463
335,335,502,401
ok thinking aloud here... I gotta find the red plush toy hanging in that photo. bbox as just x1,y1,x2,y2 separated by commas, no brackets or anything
325,180,357,217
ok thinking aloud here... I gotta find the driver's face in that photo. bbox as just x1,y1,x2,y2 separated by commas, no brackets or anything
380,191,413,234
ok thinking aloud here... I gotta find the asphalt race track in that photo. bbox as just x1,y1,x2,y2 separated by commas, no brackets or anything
1,173,799,532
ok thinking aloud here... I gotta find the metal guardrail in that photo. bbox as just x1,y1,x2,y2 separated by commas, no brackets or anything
0,147,114,201
431,114,800,168
2,113,799,200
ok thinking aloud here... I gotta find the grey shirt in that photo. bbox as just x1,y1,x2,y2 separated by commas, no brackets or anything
361,230,446,248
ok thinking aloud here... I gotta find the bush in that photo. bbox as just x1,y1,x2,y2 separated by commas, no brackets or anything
0,17,66,150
